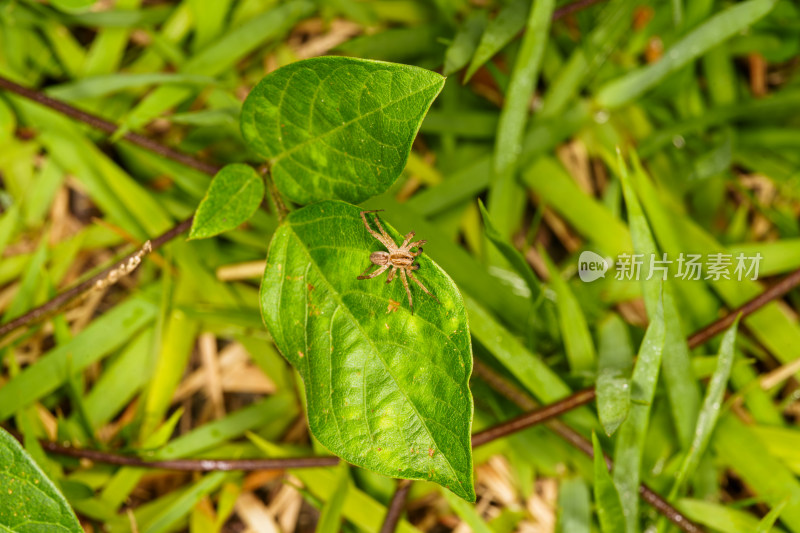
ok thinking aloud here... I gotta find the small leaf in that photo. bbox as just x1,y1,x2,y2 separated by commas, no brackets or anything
596,314,633,436
0,427,83,532
241,56,445,205
591,433,626,533
189,164,264,240
260,201,474,500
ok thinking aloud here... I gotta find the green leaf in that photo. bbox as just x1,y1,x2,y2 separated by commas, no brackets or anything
477,199,543,304
487,0,554,240
756,498,788,533
241,57,445,205
443,10,488,76
675,498,783,533
612,294,666,533
189,164,264,240
50,0,96,12
541,249,596,375
260,200,474,500
617,151,701,449
596,314,633,436
557,478,590,533
715,415,800,530
591,433,626,533
670,317,739,499
0,427,83,533
441,486,493,533
315,463,350,533
596,0,777,108
47,73,216,101
465,0,528,81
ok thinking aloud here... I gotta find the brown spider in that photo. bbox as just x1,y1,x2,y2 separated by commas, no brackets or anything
357,210,440,312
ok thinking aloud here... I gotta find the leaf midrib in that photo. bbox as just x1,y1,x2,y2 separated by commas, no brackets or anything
286,222,467,494
268,71,442,164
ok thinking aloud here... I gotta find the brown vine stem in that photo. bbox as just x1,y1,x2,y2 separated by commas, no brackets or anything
470,387,596,446
472,362,703,533
379,480,413,533
685,266,800,349
0,76,221,176
38,438,339,470
27,386,589,470
0,73,221,340
0,219,193,340
552,0,606,20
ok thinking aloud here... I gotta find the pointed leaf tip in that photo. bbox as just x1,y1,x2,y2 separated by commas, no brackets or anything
241,56,445,205
260,200,475,500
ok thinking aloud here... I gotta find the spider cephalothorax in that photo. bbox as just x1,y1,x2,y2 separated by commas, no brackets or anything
357,210,440,312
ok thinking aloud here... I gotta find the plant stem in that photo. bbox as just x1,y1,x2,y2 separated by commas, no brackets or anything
0,219,192,339
0,77,220,175
379,480,413,533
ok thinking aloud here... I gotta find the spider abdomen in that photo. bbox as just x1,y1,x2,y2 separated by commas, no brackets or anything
369,251,390,265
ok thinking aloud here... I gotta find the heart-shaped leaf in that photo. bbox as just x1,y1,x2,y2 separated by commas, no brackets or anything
189,163,264,239
0,428,83,532
260,200,475,501
240,57,445,205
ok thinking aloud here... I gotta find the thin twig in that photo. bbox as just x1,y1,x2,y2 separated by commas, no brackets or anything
552,0,606,20
379,480,412,533
471,386,596,446
0,219,192,340
0,77,221,175
686,267,800,348
27,391,585,470
472,363,702,533
38,438,339,470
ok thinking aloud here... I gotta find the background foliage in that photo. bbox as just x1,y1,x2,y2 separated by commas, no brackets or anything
2,0,800,532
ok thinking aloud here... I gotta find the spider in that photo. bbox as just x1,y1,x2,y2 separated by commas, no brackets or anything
357,210,440,312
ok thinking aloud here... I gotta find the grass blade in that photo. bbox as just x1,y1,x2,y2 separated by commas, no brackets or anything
465,0,528,81
486,0,554,240
557,478,590,533
612,294,666,533
541,250,596,376
669,317,739,499
618,151,701,448
596,0,778,108
596,314,633,436
592,433,626,533
315,463,350,533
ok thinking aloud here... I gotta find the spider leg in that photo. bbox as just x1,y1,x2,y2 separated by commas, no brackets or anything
400,268,414,313
408,240,427,256
407,270,440,304
357,263,389,280
399,231,416,248
360,211,394,249
386,266,396,284
371,213,397,248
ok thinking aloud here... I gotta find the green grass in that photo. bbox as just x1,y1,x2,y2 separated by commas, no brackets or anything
2,0,800,531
